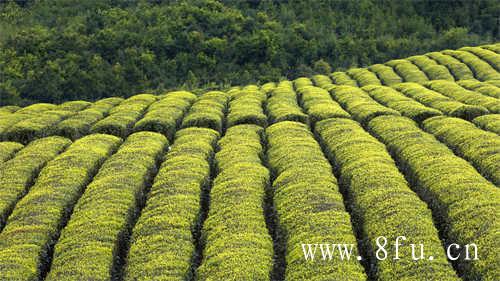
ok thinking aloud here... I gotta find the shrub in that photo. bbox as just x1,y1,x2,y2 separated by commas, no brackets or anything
426,80,500,114
3,110,75,144
460,47,500,71
385,59,429,83
311,74,334,88
422,116,500,185
458,79,500,98
134,91,196,140
0,134,121,280
443,50,500,81
91,94,157,138
472,114,500,134
227,88,267,127
330,85,400,124
198,124,273,280
0,105,20,115
57,100,92,112
368,115,500,281
347,68,382,86
0,141,23,164
16,103,58,114
267,81,308,124
293,77,313,90
363,85,442,122
260,82,276,95
368,64,403,85
480,44,500,53
47,132,167,281
316,118,458,280
330,71,358,86
56,97,124,139
181,91,229,133
125,127,219,281
266,121,366,280
426,52,475,80
393,82,489,120
407,55,455,81
0,136,70,230
295,85,350,123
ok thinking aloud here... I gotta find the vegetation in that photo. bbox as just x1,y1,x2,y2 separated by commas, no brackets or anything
1,0,498,105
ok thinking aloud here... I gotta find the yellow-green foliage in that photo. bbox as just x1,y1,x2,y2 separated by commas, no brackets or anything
473,114,500,135
458,79,500,98
0,105,20,115
267,81,308,124
182,91,229,133
198,125,273,280
47,132,167,281
426,52,475,80
444,50,500,81
0,137,70,229
460,46,500,71
486,79,500,87
0,141,23,164
385,59,429,83
3,110,75,144
227,88,267,127
481,44,500,53
57,100,92,112
91,94,157,138
330,85,400,124
407,55,455,81
423,116,500,185
16,103,58,114
316,118,458,281
311,74,334,88
266,121,366,280
426,80,500,113
0,134,121,281
330,71,358,86
0,104,62,137
347,68,382,86
363,85,442,122
125,127,219,281
393,82,489,120
369,116,500,281
295,85,350,122
293,77,313,90
260,82,276,94
368,64,403,85
134,91,196,140
55,97,124,140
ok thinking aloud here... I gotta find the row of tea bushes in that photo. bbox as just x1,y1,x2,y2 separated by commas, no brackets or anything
91,94,157,138
294,85,350,123
124,128,219,280
198,124,273,280
367,64,403,85
316,118,458,280
460,47,500,71
472,114,500,134
47,132,167,280
385,59,429,84
393,83,488,120
227,87,267,127
266,121,367,280
330,71,358,86
346,68,382,86
457,79,500,98
267,81,308,124
407,55,455,81
0,137,70,229
363,85,442,122
0,105,20,115
181,91,229,133
55,97,124,140
329,85,400,124
0,134,121,280
368,116,500,281
311,74,334,88
443,50,500,81
426,52,475,80
425,80,500,114
0,141,23,163
134,91,197,141
422,116,500,185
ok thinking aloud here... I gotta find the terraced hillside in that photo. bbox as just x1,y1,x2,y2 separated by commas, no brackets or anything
0,44,499,281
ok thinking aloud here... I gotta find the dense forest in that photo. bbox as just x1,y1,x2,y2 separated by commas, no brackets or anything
0,0,498,105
